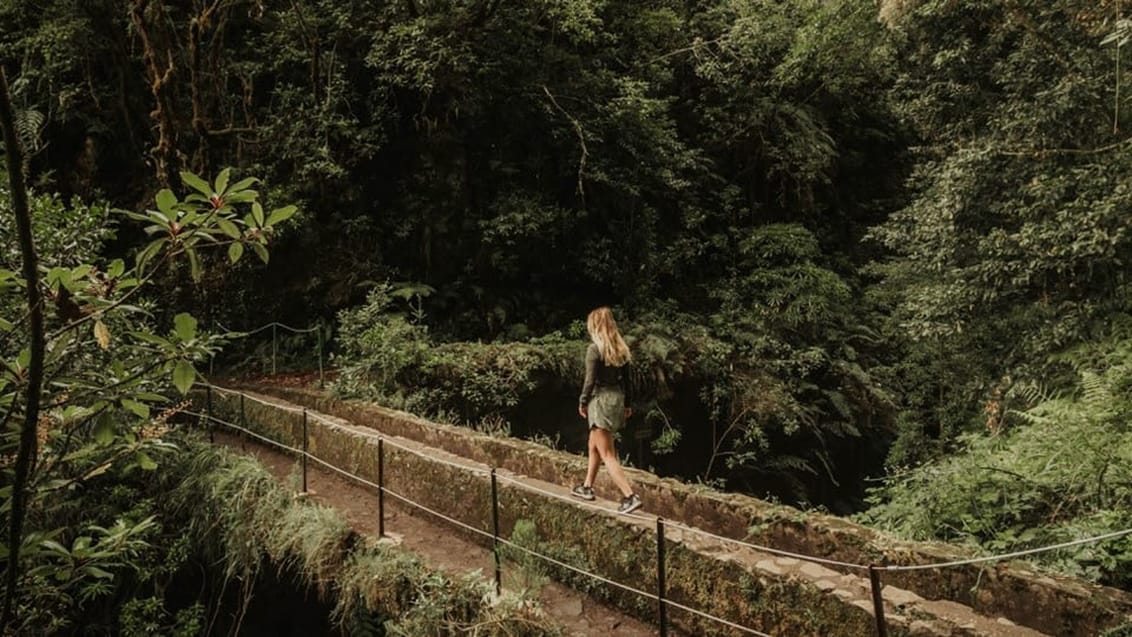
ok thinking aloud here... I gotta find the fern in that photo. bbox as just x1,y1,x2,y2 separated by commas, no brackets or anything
15,108,45,153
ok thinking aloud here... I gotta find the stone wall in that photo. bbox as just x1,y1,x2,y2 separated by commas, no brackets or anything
212,384,1132,636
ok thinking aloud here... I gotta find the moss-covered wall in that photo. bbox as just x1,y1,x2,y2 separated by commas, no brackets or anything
208,384,1132,636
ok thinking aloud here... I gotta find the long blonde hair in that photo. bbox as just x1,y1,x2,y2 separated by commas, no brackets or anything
587,307,631,366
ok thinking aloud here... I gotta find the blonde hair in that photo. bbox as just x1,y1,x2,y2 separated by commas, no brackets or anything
586,307,631,366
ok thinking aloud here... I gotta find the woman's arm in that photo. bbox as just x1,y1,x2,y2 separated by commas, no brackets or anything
578,344,598,410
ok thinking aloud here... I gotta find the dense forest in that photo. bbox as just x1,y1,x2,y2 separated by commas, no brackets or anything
4,0,1132,632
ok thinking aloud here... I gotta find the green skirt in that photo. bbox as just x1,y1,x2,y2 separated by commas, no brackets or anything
587,388,626,433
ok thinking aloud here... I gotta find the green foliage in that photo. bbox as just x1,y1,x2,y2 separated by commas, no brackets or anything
334,284,434,400
334,284,892,506
0,170,297,632
333,526,560,636
860,337,1132,585
869,0,1132,459
502,519,550,597
0,186,113,269
3,0,905,509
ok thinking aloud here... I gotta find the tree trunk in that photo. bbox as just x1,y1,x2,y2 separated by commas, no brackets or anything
0,67,46,632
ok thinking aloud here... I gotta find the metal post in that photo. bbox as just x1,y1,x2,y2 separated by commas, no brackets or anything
657,517,668,637
271,323,277,375
316,323,325,389
491,468,502,596
206,384,214,443
869,565,888,637
377,438,385,538
301,409,309,493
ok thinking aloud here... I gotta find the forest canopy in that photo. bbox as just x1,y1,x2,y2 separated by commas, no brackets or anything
5,0,1132,611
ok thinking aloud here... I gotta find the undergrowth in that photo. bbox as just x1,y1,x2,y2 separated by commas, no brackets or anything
164,439,562,635
859,339,1132,586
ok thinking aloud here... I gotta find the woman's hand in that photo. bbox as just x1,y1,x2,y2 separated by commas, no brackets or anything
578,406,587,419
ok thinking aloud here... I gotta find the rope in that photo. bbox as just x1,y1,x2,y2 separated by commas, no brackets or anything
878,528,1132,572
215,320,320,336
660,598,773,637
305,452,382,491
380,486,498,541
181,410,305,457
494,536,659,602
661,519,870,572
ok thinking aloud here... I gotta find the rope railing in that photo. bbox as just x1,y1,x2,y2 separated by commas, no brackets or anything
876,528,1132,572
190,384,1132,637
212,320,325,384
216,320,320,336
660,518,871,572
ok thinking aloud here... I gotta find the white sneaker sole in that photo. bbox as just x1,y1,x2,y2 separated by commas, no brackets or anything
618,501,642,515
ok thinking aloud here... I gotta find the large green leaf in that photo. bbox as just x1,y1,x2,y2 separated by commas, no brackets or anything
172,359,196,395
227,176,259,193
186,247,202,282
180,171,212,197
155,189,177,214
251,202,265,227
121,399,150,420
173,313,198,342
214,168,232,195
93,413,115,446
136,451,158,471
266,205,298,226
251,241,269,264
217,218,241,240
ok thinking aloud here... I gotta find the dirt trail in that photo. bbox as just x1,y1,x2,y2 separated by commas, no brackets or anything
217,432,664,636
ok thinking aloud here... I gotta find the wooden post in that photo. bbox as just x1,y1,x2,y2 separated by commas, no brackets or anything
869,565,888,637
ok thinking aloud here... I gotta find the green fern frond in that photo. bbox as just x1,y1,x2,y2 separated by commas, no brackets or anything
1079,371,1112,412
15,108,45,152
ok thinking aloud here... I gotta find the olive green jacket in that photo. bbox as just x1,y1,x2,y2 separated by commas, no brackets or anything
578,343,633,407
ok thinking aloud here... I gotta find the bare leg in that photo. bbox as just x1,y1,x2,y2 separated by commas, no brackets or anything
593,428,634,497
584,427,601,487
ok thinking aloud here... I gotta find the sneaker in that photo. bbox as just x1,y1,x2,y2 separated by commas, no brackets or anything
571,485,595,501
618,493,642,514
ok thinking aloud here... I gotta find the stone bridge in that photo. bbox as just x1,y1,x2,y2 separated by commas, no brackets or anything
198,382,1132,637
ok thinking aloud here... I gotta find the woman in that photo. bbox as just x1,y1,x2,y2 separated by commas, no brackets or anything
572,307,642,514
